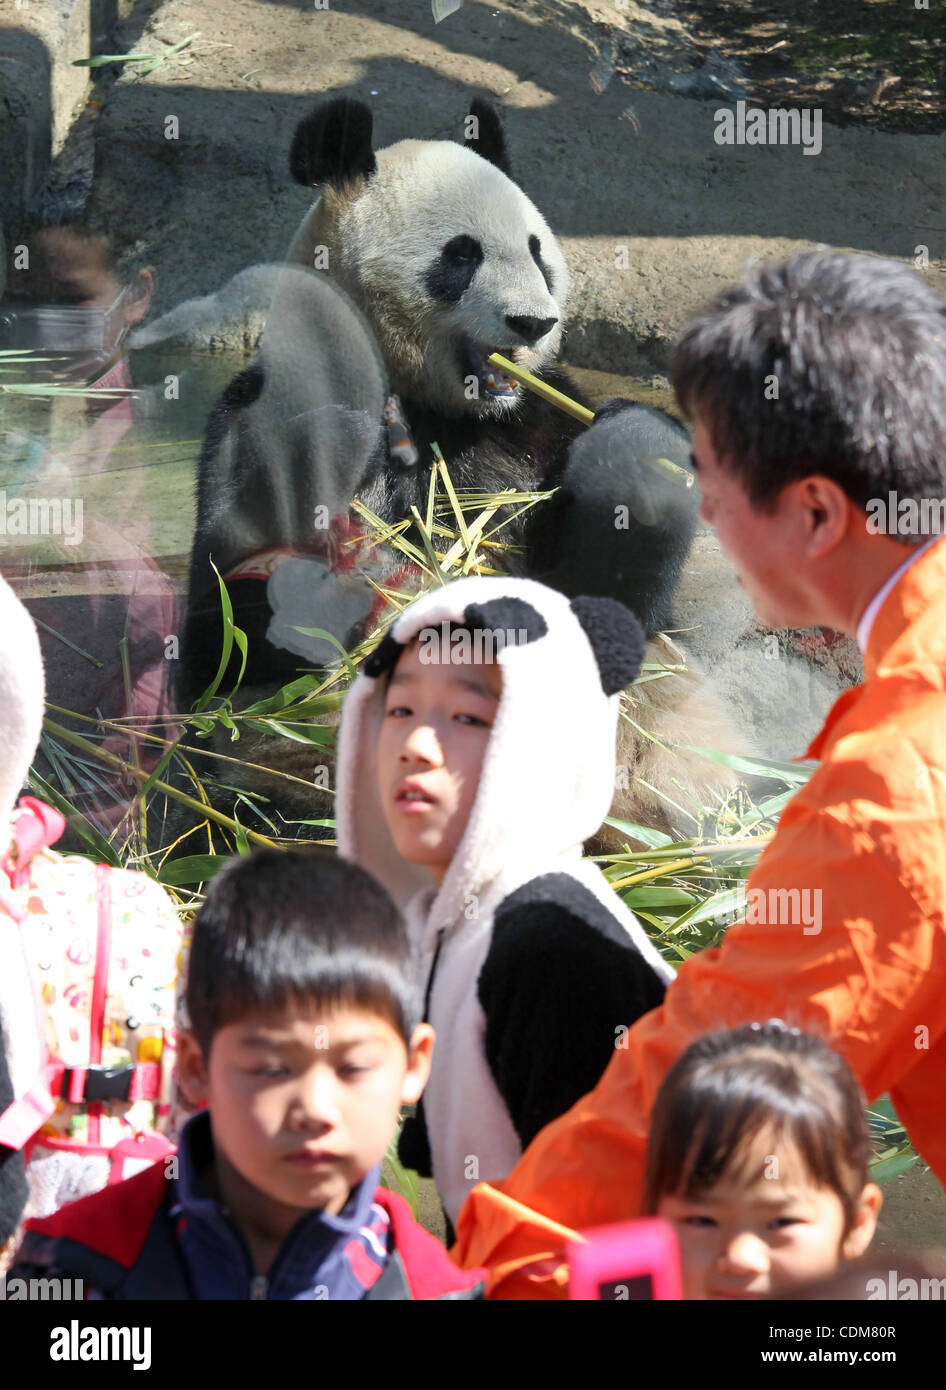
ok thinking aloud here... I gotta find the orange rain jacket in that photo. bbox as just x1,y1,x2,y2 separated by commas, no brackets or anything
453,536,946,1299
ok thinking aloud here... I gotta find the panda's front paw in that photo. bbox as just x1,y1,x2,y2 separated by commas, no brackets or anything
265,557,374,665
592,397,638,426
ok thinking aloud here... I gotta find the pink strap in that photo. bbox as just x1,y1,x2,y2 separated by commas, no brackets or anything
86,866,112,1147
2,798,66,889
0,1059,162,1151
0,860,162,1153
128,1062,161,1102
0,1062,60,1150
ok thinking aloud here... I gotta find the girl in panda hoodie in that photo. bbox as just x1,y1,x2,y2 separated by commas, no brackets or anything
337,576,673,1229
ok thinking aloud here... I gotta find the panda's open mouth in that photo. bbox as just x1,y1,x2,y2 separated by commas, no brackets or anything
461,340,519,398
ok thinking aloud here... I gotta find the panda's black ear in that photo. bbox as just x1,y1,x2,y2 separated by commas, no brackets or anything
290,98,377,188
363,632,403,680
464,96,512,179
463,597,547,643
570,596,646,696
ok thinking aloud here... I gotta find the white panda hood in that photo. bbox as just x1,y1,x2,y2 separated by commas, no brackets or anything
336,577,674,1224
0,574,47,1124
337,576,663,955
0,574,45,847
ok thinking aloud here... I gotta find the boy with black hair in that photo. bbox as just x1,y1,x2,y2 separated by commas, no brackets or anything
11,849,484,1300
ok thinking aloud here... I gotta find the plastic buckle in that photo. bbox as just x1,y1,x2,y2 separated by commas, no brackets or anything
60,1063,135,1103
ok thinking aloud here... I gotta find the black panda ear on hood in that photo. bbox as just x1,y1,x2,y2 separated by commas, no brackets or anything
362,631,403,680
289,97,378,188
464,96,512,179
570,596,646,696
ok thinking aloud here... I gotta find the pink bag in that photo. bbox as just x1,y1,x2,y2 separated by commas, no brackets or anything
0,799,188,1208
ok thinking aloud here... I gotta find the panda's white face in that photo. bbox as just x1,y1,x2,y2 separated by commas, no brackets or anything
321,141,571,417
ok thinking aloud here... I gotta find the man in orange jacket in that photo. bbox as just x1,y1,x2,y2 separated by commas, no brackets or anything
452,249,946,1298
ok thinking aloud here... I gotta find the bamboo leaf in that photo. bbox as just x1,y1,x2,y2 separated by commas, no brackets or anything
238,674,322,716
26,768,121,866
73,53,162,67
73,32,198,70
868,1095,900,1125
218,709,239,742
869,1151,918,1182
621,885,699,910
249,719,334,746
667,885,746,931
289,627,358,682
157,854,231,886
680,746,818,783
602,817,676,848
194,563,248,712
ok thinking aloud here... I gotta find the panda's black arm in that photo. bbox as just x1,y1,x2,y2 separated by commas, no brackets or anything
532,402,698,635
476,884,667,1150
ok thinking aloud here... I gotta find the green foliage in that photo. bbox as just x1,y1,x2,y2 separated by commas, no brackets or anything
868,1095,919,1181
72,33,199,77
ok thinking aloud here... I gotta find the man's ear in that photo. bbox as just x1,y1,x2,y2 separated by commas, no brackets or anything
842,1181,883,1259
400,1023,435,1106
798,475,850,558
177,1030,210,1108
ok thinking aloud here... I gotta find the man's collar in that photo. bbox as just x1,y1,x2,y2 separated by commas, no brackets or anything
862,534,946,679
856,536,940,656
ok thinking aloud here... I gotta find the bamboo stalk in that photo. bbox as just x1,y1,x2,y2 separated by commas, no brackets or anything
488,352,693,486
32,618,103,668
487,352,595,424
609,856,708,890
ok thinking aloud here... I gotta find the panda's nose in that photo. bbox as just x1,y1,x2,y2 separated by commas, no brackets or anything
504,314,557,346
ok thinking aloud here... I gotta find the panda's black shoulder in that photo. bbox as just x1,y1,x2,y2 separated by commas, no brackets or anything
475,873,667,1149
478,871,667,1012
490,872,632,951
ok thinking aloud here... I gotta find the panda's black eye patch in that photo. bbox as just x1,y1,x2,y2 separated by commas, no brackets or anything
529,235,554,295
445,235,482,265
425,235,484,303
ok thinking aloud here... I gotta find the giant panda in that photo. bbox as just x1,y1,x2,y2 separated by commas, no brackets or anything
276,96,697,632
180,95,745,842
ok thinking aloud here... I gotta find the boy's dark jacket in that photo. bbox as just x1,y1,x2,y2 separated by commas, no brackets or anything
12,1151,484,1301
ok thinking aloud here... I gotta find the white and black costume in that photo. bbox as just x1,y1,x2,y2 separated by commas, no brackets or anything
337,577,674,1225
